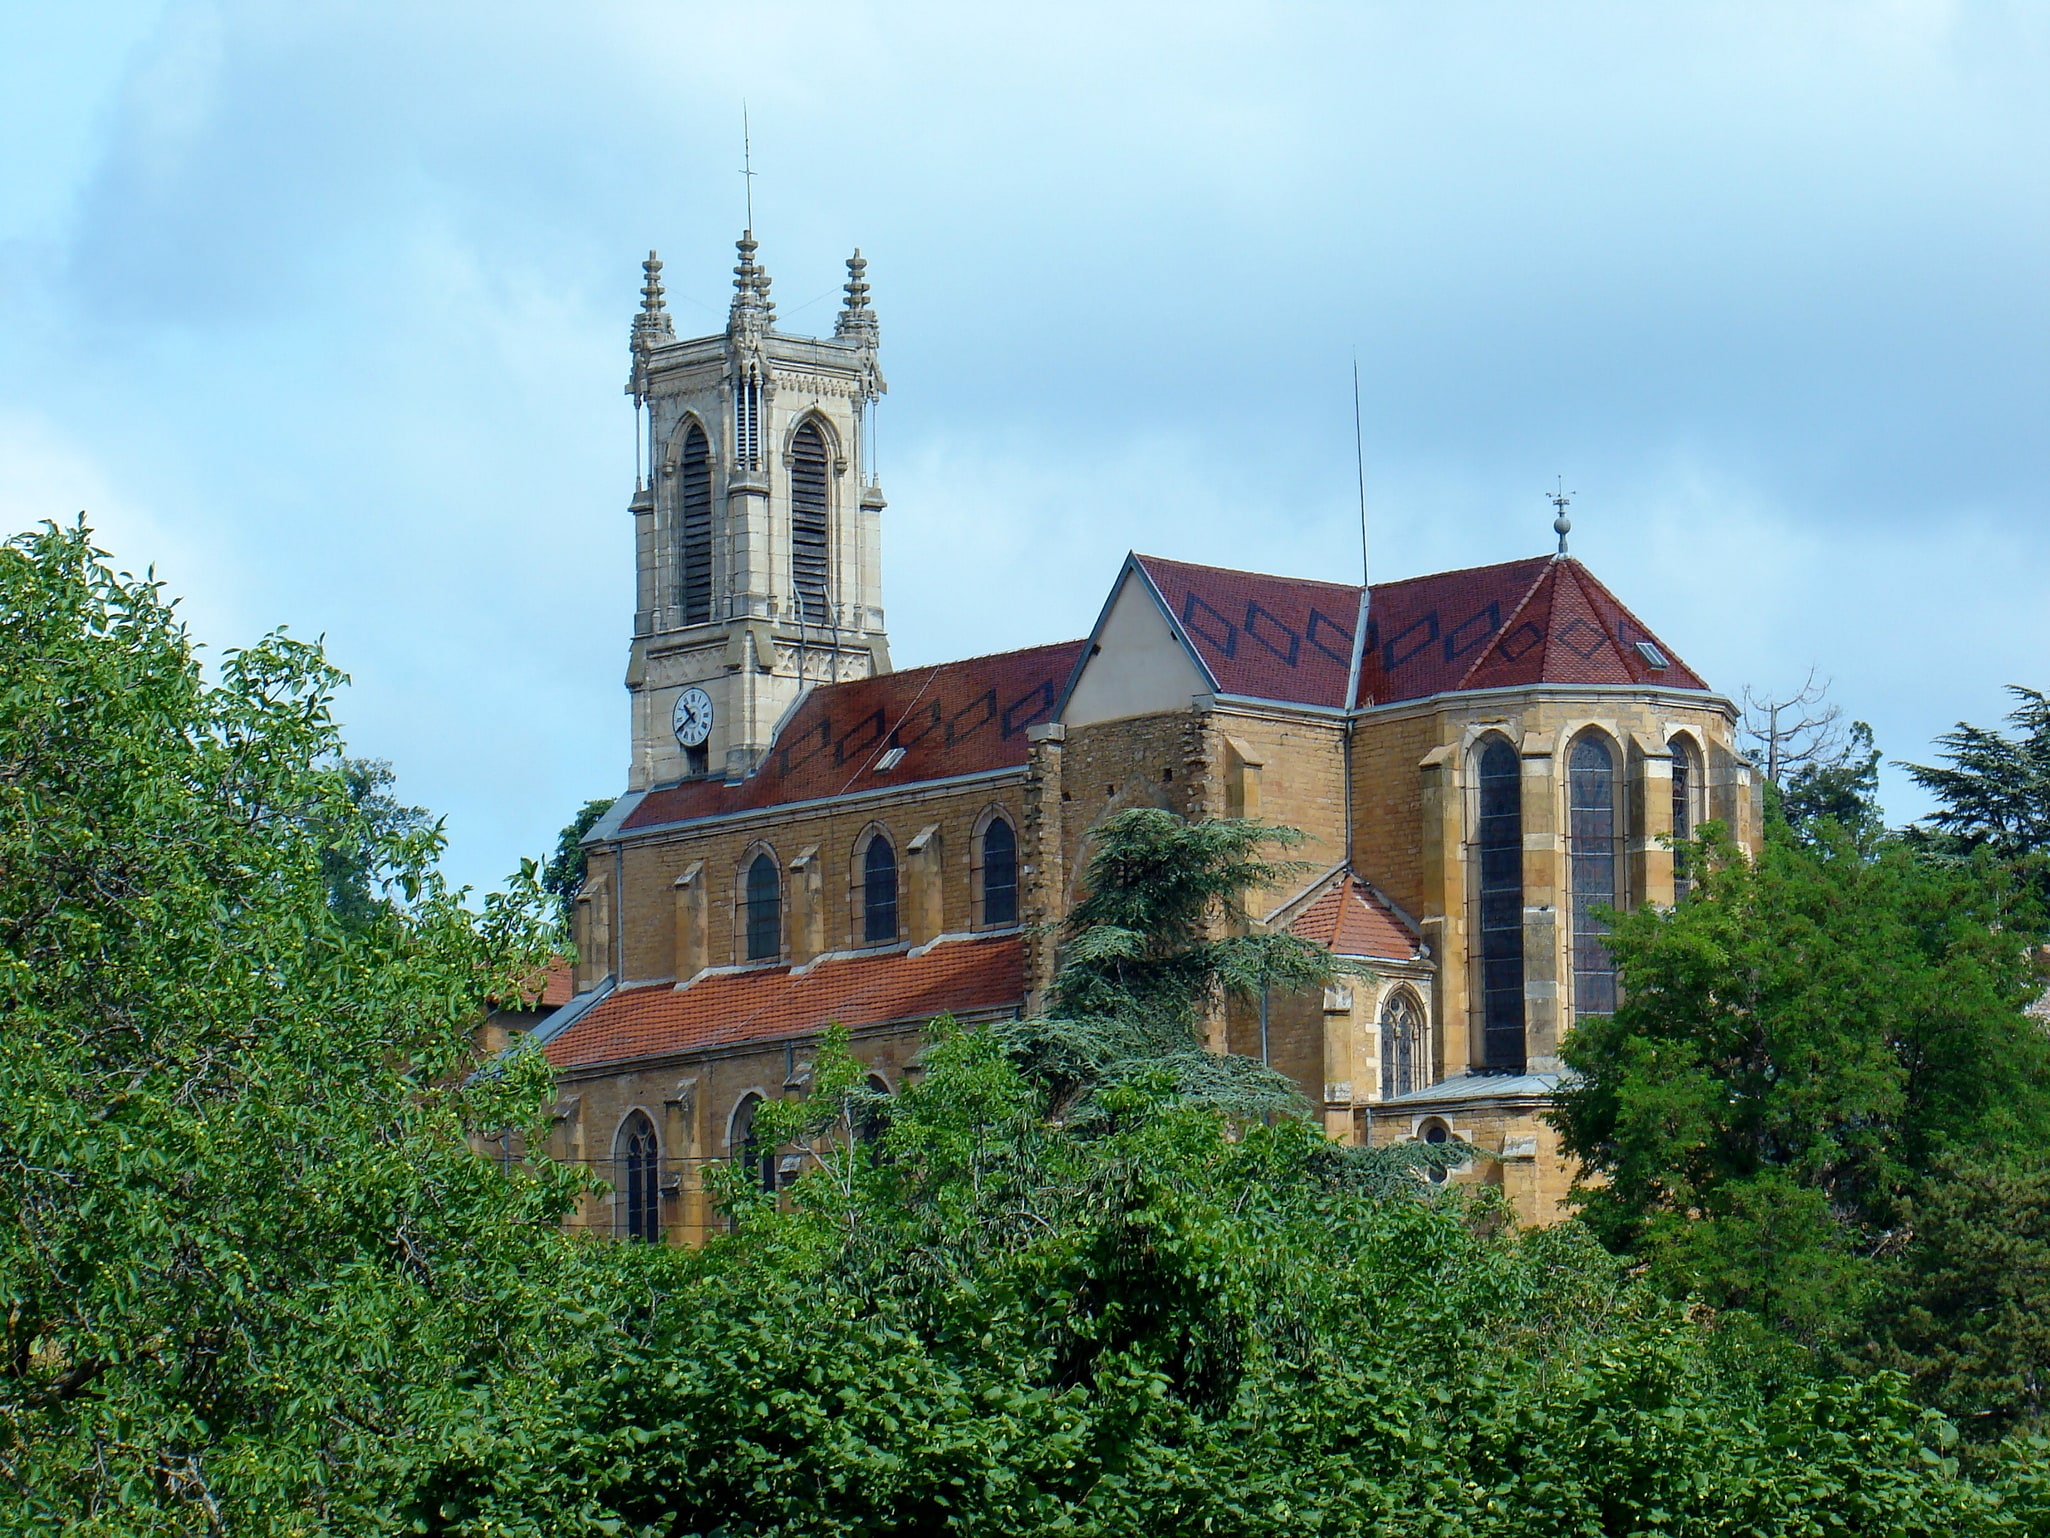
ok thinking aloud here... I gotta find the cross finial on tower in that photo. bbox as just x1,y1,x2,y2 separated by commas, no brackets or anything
739,103,757,231
1547,476,1575,556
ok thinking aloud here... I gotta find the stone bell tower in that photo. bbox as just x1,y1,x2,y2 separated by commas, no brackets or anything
622,234,890,788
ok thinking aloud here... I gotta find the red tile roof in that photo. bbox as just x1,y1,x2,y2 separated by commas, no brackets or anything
1134,554,1361,708
1287,874,1421,961
1127,553,1706,710
623,642,1085,832
543,932,1024,1070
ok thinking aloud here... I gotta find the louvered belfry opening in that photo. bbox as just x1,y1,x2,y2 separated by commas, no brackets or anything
679,424,713,625
789,421,831,626
1475,737,1526,1072
735,367,762,471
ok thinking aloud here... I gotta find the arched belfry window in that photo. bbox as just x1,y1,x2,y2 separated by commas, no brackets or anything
1569,734,1622,1019
1671,737,1700,902
745,853,781,962
1380,989,1425,1101
789,422,830,625
981,816,1018,928
861,833,898,944
679,423,713,626
615,1111,661,1242
1475,738,1525,1071
730,1093,774,1193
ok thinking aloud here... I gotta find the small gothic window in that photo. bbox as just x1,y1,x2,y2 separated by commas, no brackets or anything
1569,735,1621,1019
981,817,1018,927
1671,738,1697,902
616,1111,661,1242
862,834,898,944
1475,738,1525,1072
790,422,830,626
730,1093,774,1193
1380,990,1425,1101
745,853,781,962
679,423,713,625
736,367,763,471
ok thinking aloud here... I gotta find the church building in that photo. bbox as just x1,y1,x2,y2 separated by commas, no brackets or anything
524,235,1760,1241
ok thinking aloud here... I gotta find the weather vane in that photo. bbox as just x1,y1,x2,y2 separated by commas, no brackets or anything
1547,475,1575,556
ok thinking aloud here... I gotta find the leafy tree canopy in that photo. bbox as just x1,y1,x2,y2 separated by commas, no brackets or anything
0,522,575,1531
542,795,616,925
1902,685,2050,899
998,808,1344,1121
420,1023,2050,1537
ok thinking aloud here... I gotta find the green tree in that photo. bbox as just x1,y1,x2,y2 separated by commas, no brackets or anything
1863,1154,2050,1437
424,1024,2041,1537
1554,822,2050,1347
999,807,1346,1120
0,522,575,1531
318,755,434,928
1901,685,2050,899
1778,718,1884,849
541,795,615,924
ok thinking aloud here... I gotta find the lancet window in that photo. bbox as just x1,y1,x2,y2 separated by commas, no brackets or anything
861,833,898,944
615,1111,661,1242
744,853,781,962
1475,737,1526,1071
980,816,1018,928
1380,989,1425,1101
1569,734,1622,1019
1671,737,1699,902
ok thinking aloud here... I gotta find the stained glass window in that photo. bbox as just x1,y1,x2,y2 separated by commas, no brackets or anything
1476,738,1525,1071
1569,735,1620,1018
616,1111,661,1242
745,853,780,962
863,834,898,944
981,817,1018,927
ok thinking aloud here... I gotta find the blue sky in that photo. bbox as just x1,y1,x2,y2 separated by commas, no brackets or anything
3,1,2045,895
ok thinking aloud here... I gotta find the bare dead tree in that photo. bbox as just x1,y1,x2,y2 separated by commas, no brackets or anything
1741,669,1845,786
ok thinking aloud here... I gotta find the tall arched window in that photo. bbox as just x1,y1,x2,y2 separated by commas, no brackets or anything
862,833,898,944
981,816,1018,927
678,423,713,625
1380,989,1425,1100
745,853,781,962
789,422,830,625
729,1093,774,1192
1569,734,1621,1019
1475,738,1525,1071
1671,737,1699,902
615,1111,661,1242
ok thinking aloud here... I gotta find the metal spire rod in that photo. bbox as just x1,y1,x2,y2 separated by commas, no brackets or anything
740,103,756,231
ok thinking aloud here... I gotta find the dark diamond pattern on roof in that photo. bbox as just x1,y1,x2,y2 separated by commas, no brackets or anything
1129,553,1705,709
543,932,1024,1069
624,641,1086,831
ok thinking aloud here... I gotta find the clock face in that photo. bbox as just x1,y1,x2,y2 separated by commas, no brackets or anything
672,686,714,749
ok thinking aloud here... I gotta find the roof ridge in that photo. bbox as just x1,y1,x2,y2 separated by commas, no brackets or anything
1557,557,1705,685
1133,551,1363,599
1367,552,1552,595
1450,556,1555,692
